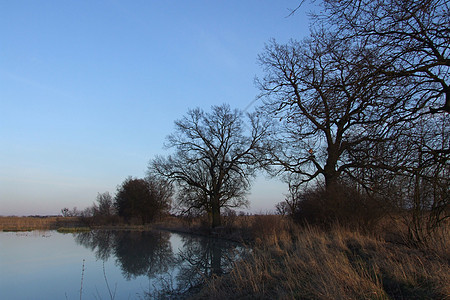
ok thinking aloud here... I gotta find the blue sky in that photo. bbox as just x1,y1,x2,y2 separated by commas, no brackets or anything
1,1,314,216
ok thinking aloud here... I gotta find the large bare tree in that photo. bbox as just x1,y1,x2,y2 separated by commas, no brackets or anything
257,33,408,190
319,0,450,114
149,104,268,228
281,0,449,238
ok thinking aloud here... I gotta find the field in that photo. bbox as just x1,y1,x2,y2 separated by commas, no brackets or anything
0,216,83,231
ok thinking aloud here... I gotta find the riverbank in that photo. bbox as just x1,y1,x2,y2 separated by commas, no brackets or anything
193,217,450,299
144,215,450,299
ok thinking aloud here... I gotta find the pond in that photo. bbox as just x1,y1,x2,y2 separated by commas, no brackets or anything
0,230,243,299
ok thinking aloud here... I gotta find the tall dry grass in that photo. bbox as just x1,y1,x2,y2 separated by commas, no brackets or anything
195,215,450,299
0,216,82,231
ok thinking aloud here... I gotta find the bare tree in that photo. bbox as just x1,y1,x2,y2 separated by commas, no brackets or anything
149,104,268,228
380,115,450,244
94,192,115,217
310,0,450,241
275,0,450,236
61,206,81,217
319,0,450,114
257,33,407,190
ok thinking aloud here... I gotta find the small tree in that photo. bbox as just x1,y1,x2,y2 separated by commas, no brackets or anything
61,207,81,217
61,207,70,217
114,176,173,224
150,104,269,228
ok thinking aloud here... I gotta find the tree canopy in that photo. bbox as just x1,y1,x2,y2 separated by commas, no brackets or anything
114,176,173,224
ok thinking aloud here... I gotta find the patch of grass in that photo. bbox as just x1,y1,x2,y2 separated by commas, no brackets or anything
57,227,91,233
2,228,34,232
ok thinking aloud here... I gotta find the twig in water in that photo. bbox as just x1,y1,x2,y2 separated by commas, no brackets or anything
103,261,117,300
80,259,85,300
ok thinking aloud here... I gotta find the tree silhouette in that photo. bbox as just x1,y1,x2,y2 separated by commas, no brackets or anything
150,104,268,227
114,176,172,224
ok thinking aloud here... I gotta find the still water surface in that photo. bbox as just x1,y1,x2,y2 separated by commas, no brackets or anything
0,230,241,299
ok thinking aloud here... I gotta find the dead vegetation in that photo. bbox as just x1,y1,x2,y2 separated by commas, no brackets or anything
193,215,449,300
0,216,83,231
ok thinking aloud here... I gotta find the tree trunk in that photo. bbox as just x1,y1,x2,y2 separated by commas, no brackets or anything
324,171,338,189
211,195,221,228
324,144,340,190
210,242,223,275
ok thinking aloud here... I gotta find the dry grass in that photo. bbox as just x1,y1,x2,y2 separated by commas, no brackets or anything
194,216,450,300
0,216,82,231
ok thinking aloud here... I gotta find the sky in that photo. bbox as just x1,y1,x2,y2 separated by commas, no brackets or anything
0,0,315,216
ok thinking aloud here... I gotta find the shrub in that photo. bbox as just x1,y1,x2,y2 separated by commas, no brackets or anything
292,184,386,231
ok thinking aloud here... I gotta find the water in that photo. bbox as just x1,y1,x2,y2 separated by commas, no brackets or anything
0,230,242,299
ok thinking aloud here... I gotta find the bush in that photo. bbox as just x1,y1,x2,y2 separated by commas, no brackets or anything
293,184,386,231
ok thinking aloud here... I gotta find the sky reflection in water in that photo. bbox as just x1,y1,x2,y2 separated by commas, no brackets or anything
0,230,242,299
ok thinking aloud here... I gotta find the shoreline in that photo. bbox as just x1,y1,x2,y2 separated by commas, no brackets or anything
0,216,249,244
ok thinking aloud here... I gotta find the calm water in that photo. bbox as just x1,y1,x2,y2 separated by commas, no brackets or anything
0,230,242,299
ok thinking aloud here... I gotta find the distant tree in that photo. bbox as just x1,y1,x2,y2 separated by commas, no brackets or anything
275,201,290,216
61,207,81,217
150,104,269,228
114,176,173,224
94,192,115,217
81,206,94,218
61,207,70,217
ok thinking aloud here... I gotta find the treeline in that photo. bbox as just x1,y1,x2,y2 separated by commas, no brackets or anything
61,176,172,225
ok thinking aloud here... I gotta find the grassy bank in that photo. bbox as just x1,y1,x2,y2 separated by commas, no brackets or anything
191,215,449,300
56,227,91,233
130,214,449,299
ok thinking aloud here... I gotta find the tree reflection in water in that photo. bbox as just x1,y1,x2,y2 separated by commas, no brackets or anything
75,230,175,280
74,230,243,298
175,236,240,293
75,230,117,261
